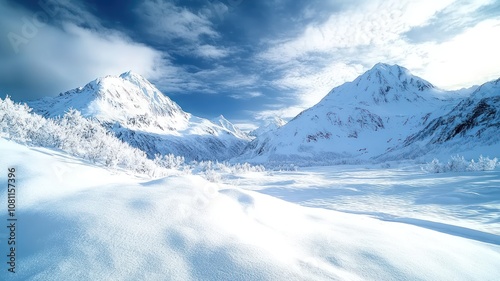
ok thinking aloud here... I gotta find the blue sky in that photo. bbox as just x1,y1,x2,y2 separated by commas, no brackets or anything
1,0,499,130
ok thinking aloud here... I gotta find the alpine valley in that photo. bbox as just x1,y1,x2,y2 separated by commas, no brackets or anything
26,63,500,165
2,63,500,281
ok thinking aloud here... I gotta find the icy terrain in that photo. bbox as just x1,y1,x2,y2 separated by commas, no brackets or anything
1,139,499,280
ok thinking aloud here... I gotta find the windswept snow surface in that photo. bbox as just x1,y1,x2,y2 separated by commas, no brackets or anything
1,139,500,280
232,165,500,237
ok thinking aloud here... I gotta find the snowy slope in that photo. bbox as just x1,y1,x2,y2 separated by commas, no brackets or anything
381,77,500,160
244,63,459,164
2,139,500,280
28,72,250,160
211,114,250,140
29,71,190,133
249,116,286,137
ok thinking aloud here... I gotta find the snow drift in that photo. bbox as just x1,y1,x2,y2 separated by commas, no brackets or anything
1,139,499,280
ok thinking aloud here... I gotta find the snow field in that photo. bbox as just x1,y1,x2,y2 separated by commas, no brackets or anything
1,139,500,280
233,164,500,236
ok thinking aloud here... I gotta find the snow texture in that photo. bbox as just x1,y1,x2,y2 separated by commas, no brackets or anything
1,139,500,280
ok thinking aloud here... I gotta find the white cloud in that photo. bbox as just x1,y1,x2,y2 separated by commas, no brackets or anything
230,91,263,100
412,19,500,90
135,1,234,61
249,91,263,98
252,105,307,121
260,0,457,63
0,1,169,100
200,1,229,22
137,0,218,42
195,44,230,59
272,62,364,108
58,24,166,78
256,0,463,111
0,0,245,100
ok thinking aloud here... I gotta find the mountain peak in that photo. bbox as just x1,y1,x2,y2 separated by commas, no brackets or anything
119,70,143,79
318,63,438,109
211,115,249,140
363,63,426,86
249,116,286,137
216,114,227,121
29,72,190,133
469,76,500,99
349,63,436,101
371,62,406,71
117,71,156,89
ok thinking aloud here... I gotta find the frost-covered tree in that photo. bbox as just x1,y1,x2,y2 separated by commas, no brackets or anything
423,155,498,173
0,97,167,176
154,153,185,169
0,96,268,180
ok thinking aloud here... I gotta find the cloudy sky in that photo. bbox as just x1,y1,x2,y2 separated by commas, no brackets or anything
1,0,499,130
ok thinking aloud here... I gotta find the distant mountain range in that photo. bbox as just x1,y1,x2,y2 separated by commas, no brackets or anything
26,63,500,165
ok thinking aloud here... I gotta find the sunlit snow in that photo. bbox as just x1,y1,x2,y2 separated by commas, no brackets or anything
1,139,499,280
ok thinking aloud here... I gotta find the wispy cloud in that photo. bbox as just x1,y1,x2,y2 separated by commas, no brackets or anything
194,44,230,59
271,62,363,108
230,91,263,100
408,18,500,89
251,105,309,121
404,0,499,43
0,0,251,102
231,121,258,133
259,0,457,63
137,0,218,42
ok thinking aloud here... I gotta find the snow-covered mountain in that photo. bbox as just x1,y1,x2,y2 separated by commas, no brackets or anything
30,71,190,133
24,64,499,165
381,77,500,160
212,115,249,140
243,63,464,164
29,72,250,160
249,116,286,137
